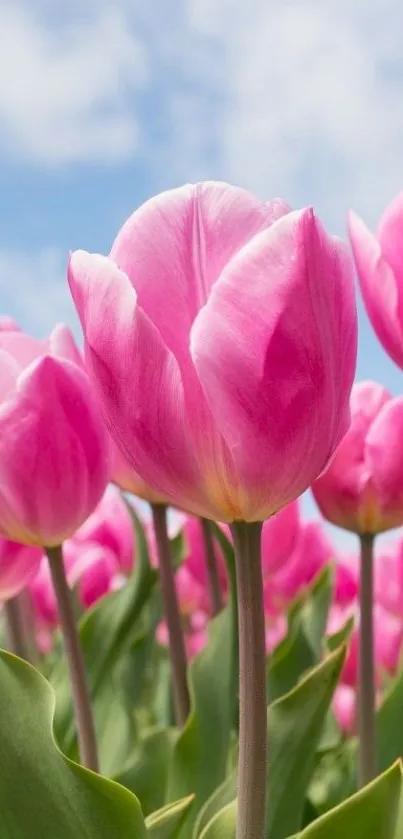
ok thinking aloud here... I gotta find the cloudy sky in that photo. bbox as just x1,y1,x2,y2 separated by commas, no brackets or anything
1,0,402,551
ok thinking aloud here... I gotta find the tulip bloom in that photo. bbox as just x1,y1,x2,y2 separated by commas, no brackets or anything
0,326,110,546
333,685,356,736
69,181,357,523
0,316,20,332
261,500,300,577
0,537,42,601
312,381,403,535
73,486,135,575
348,195,403,369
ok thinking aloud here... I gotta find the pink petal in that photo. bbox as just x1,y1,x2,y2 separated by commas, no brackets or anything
0,356,110,546
74,486,135,575
348,210,403,369
191,208,357,520
261,500,300,576
365,396,403,530
68,250,224,518
47,323,85,369
0,316,20,332
0,538,42,601
333,685,356,735
0,331,44,368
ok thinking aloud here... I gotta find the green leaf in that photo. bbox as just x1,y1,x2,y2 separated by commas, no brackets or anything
296,761,403,838
146,795,195,839
0,651,147,839
326,615,354,653
199,801,237,839
50,509,157,764
194,644,345,839
268,565,334,702
193,774,237,839
266,644,346,839
116,726,178,816
167,528,238,837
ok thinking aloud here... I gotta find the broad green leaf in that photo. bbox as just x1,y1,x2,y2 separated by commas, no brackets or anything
50,509,157,762
268,566,334,702
297,761,403,838
167,527,237,837
146,795,195,839
266,644,345,839
193,774,237,839
194,644,345,839
0,651,147,839
116,727,178,816
199,801,237,839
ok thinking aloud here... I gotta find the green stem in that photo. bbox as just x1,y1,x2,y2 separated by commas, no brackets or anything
200,518,223,616
358,533,376,786
46,546,99,772
152,503,190,727
231,521,266,839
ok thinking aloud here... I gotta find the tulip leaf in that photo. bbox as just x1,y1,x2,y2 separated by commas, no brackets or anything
146,795,195,839
116,726,179,816
193,774,237,839
50,508,157,764
296,761,403,838
166,529,238,837
198,801,237,839
0,651,147,839
268,565,334,702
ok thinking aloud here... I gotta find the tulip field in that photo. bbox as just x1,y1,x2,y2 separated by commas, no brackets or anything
1,183,403,838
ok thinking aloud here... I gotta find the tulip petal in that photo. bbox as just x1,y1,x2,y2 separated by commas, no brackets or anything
0,356,110,546
365,396,403,529
348,210,403,368
191,208,357,520
110,182,290,379
68,251,217,515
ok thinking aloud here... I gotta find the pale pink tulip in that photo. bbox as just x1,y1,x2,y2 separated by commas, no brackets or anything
375,541,403,618
69,182,357,522
0,326,110,546
312,381,403,534
0,316,20,332
348,195,403,369
67,542,119,609
333,684,356,735
73,486,135,575
329,603,403,687
0,537,42,601
261,500,300,577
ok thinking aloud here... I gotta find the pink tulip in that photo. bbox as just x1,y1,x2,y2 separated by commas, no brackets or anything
182,516,228,610
333,684,356,735
312,381,403,534
375,541,403,618
0,537,42,601
348,195,403,369
30,557,58,627
261,500,300,577
0,316,20,332
73,486,135,575
265,520,334,611
69,182,357,522
334,554,359,606
329,603,403,687
0,326,110,546
111,440,167,504
67,541,120,609
265,614,287,653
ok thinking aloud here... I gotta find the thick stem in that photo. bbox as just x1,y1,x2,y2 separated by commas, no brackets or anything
46,546,99,772
358,533,376,787
231,521,266,839
200,518,223,616
152,503,190,727
4,596,31,661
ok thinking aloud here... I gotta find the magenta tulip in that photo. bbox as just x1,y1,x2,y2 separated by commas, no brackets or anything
348,195,403,369
73,486,135,575
261,500,300,577
312,381,403,534
0,326,110,546
265,520,334,611
0,537,42,600
69,181,357,522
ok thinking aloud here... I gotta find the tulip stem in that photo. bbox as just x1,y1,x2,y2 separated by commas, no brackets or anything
151,503,190,727
4,595,31,661
231,521,266,839
358,532,376,787
46,545,99,772
200,518,223,616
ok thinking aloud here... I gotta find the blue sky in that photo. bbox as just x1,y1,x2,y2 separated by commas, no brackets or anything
1,0,402,553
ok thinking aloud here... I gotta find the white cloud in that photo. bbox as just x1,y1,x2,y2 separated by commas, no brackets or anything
0,248,78,335
0,1,147,164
